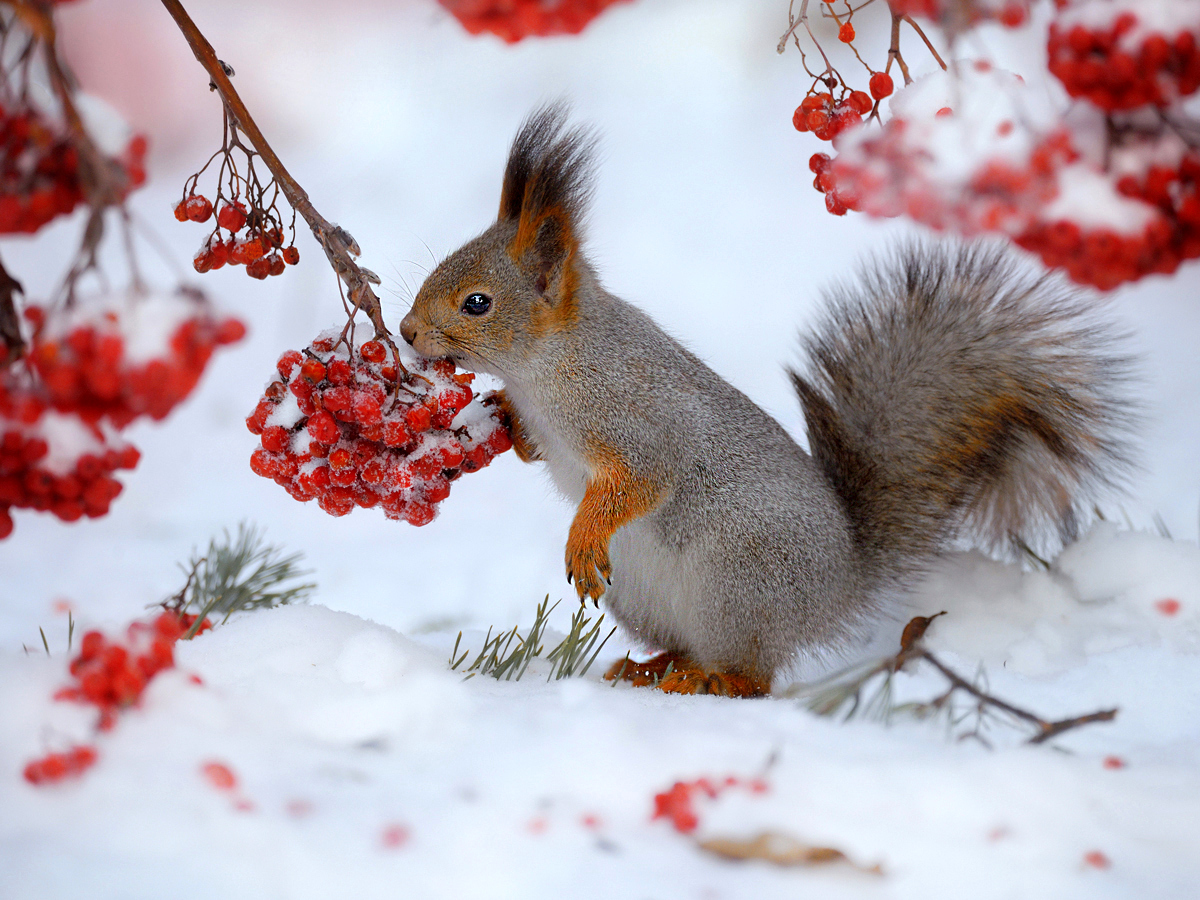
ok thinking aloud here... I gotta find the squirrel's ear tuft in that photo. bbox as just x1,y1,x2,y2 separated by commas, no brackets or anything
500,103,597,272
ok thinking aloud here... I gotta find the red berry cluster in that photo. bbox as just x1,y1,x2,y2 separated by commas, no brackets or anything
1048,9,1200,111
23,744,98,785
0,104,81,233
439,0,628,42
0,379,139,536
652,775,770,834
0,103,146,234
246,333,512,525
829,112,1073,231
887,0,1030,29
176,194,300,279
0,294,243,538
25,299,246,427
23,608,211,786
52,609,211,732
792,89,874,143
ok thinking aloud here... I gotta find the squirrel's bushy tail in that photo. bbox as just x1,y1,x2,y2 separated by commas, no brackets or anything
790,241,1137,578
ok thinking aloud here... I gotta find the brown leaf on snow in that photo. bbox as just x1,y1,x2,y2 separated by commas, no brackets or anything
697,831,884,875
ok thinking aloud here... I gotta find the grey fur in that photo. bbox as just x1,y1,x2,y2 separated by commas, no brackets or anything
402,108,1139,685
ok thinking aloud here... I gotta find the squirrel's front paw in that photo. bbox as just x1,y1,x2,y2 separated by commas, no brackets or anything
565,530,612,606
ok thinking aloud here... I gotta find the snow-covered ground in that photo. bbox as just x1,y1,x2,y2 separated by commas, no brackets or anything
3,1,1199,897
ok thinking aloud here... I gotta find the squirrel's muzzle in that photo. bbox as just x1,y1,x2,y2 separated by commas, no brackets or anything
398,313,417,346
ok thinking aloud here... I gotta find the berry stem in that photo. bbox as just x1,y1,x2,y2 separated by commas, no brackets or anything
887,12,912,85
9,1,131,210
158,0,394,346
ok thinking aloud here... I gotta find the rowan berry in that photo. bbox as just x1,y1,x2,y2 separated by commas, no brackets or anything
184,195,213,223
360,340,386,363
216,201,248,232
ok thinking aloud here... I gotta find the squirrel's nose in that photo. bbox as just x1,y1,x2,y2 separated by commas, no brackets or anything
398,313,417,346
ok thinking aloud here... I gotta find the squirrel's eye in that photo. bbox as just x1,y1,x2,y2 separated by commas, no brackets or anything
461,292,491,316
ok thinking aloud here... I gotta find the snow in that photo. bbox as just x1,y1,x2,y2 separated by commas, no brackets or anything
30,409,110,475
1041,161,1157,232
37,289,211,366
3,0,1200,897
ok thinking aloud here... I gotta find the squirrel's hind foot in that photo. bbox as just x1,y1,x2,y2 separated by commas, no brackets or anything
604,652,769,698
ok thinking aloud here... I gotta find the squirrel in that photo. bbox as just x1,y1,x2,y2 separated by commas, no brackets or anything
399,104,1136,697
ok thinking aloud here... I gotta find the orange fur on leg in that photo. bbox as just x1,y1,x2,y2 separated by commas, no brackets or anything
566,447,664,605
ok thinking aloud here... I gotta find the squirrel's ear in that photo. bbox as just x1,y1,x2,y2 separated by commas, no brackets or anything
513,207,578,302
498,104,595,302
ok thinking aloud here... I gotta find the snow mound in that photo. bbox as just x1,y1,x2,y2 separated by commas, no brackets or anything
175,604,467,746
913,524,1200,676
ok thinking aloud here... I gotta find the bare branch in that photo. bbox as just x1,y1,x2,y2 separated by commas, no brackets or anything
791,615,1119,747
0,252,24,364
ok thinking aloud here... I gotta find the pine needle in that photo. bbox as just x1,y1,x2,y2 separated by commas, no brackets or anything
449,596,617,682
173,523,315,638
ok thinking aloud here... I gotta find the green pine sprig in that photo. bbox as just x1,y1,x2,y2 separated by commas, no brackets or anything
170,523,315,638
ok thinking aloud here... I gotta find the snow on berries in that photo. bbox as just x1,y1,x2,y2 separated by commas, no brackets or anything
0,291,243,538
1048,1,1200,111
818,64,1200,289
247,331,512,525
785,0,1200,290
791,89,872,143
180,191,299,279
828,65,1065,231
0,104,82,233
438,0,630,43
25,290,246,427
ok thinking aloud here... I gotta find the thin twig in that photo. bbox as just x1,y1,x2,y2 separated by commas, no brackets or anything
158,0,392,343
901,15,947,71
790,614,1119,746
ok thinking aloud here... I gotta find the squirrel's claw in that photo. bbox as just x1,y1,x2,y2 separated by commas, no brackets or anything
565,527,610,606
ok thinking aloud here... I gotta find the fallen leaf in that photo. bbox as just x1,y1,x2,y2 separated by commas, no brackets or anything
698,831,884,875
